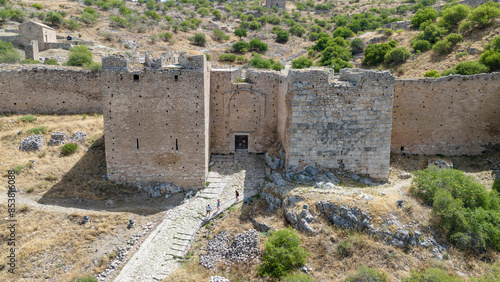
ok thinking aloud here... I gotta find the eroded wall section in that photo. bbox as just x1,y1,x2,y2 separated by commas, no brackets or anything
102,55,210,188
210,69,282,154
283,68,394,180
392,73,500,155
0,66,101,114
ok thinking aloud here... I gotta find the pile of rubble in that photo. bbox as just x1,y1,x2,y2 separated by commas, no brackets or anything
199,229,260,269
19,134,44,151
48,131,68,146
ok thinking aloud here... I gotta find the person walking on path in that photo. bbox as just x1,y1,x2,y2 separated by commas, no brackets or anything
235,190,239,201
217,199,221,211
206,204,211,217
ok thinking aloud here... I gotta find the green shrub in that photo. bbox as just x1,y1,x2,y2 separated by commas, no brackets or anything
76,275,98,282
248,54,284,71
412,40,432,52
350,38,365,54
336,240,352,258
403,268,461,282
234,28,247,39
417,23,447,44
258,228,308,278
479,50,500,71
22,59,41,64
248,21,262,31
282,272,314,282
424,70,440,77
384,47,410,65
363,43,392,66
232,41,250,53
64,19,80,31
212,29,229,42
441,61,489,76
473,263,500,282
413,167,500,252
0,39,22,63
67,46,93,67
45,11,63,25
332,27,354,39
62,143,78,156
438,4,470,29
212,10,221,20
468,1,500,29
191,33,206,46
276,30,290,43
204,53,211,61
411,7,438,29
249,38,268,53
432,40,452,55
236,55,246,63
31,3,43,10
346,265,388,282
26,126,48,134
446,33,463,45
493,179,500,193
197,7,209,17
18,115,37,123
160,32,173,42
83,61,102,73
485,35,500,51
291,56,313,69
319,45,353,67
109,15,128,28
290,24,306,37
218,53,236,62
384,28,394,37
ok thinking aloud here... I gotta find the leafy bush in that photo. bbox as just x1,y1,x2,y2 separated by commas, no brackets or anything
332,27,354,39
438,4,470,29
232,41,250,53
0,40,21,63
384,28,394,37
417,23,447,44
446,33,463,45
467,1,500,29
412,40,432,52
276,30,290,43
212,29,229,42
350,38,365,54
290,24,306,37
62,143,78,156
45,11,63,26
384,47,410,65
31,3,43,10
258,228,308,278
411,7,438,29
403,268,461,282
18,115,37,123
346,265,388,282
424,70,440,77
67,46,93,67
473,263,500,282
413,167,500,252
76,275,98,282
441,61,489,76
27,126,48,134
319,45,353,67
192,33,206,46
160,32,173,42
479,50,500,71
249,38,268,53
212,10,221,20
432,40,452,55
234,28,247,39
22,59,41,64
197,7,209,17
336,240,352,258
109,15,128,28
493,179,500,193
291,56,313,69
236,56,246,63
218,53,236,62
84,61,102,73
363,43,392,66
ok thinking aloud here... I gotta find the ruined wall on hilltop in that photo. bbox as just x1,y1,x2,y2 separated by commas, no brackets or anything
0,66,101,114
209,68,282,154
392,73,500,155
283,68,394,180
102,55,210,188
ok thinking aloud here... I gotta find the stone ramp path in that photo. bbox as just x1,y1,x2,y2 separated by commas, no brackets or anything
112,152,265,282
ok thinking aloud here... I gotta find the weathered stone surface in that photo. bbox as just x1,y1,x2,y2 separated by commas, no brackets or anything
272,173,286,186
427,159,453,170
298,218,316,234
48,131,68,146
252,218,271,232
285,210,298,225
19,134,44,151
70,131,87,143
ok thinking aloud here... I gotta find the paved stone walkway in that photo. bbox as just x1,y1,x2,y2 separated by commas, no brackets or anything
113,152,265,281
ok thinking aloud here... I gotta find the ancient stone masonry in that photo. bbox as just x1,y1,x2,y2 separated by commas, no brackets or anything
101,54,210,188
210,68,283,154
392,73,500,155
265,0,286,9
281,68,394,180
0,66,101,114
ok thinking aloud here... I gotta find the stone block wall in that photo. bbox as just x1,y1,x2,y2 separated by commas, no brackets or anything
209,68,282,154
282,68,394,180
0,66,101,114
266,0,286,9
392,73,500,155
102,55,210,188
24,40,39,61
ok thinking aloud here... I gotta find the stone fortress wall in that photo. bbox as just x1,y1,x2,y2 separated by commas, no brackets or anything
282,68,394,180
0,66,101,114
392,73,500,155
101,55,210,188
1,57,499,185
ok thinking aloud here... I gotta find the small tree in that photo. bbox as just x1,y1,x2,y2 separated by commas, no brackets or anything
384,47,410,65
192,33,206,46
258,228,308,278
232,41,250,53
0,39,22,63
411,40,432,52
234,28,247,39
350,38,365,54
363,43,392,66
212,9,221,20
276,30,290,43
212,29,229,42
249,38,268,53
411,7,438,29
